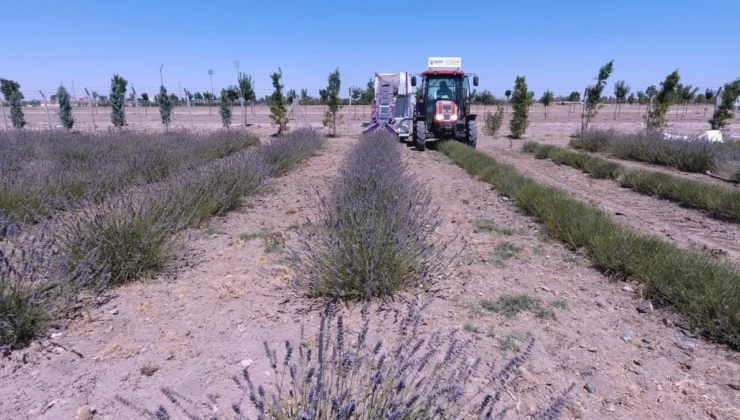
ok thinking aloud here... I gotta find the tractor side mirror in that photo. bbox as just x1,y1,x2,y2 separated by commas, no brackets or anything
411,76,417,87
473,76,479,87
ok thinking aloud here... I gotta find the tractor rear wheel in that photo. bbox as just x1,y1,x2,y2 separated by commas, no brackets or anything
413,121,427,151
466,120,478,148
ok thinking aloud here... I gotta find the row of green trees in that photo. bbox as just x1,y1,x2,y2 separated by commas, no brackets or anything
476,83,729,126
575,62,739,132
498,61,739,140
1,75,168,132
4,67,736,135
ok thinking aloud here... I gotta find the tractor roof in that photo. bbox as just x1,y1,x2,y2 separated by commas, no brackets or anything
423,69,465,76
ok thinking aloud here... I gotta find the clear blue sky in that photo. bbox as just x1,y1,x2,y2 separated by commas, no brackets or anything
3,0,738,100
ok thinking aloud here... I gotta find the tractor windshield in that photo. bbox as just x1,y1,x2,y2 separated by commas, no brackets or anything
427,77,460,101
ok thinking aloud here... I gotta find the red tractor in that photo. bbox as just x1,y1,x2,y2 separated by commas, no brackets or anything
410,57,479,151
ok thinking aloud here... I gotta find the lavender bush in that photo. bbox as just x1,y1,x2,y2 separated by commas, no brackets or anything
298,131,444,299
0,129,260,224
259,128,326,177
116,300,573,419
571,128,740,176
1,222,106,348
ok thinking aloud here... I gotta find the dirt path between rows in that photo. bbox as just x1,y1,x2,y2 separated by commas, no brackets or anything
2,136,739,420
477,139,740,267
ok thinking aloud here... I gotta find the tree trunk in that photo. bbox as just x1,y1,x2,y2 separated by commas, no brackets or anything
544,104,547,119
614,100,618,120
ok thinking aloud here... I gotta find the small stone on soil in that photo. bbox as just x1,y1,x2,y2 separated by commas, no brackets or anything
642,337,653,344
240,359,253,368
140,362,159,377
636,300,653,314
680,328,696,338
584,382,597,394
76,405,95,420
675,340,697,351
621,331,633,342
109,308,119,315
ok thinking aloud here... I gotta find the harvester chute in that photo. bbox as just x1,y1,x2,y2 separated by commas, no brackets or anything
363,72,416,139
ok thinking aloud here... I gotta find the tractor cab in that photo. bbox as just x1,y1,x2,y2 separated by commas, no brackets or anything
410,57,479,151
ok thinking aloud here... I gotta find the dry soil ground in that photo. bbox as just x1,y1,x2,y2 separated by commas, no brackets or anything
2,107,740,420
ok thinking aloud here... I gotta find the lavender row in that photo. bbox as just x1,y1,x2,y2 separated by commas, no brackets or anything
571,128,740,180
297,130,444,299
0,129,260,224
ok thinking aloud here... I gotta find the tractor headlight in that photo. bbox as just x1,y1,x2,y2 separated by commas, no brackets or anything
435,114,457,121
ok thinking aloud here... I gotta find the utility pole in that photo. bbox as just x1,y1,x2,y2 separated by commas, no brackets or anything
185,88,193,130
234,61,245,126
159,64,164,86
72,80,76,99
208,69,214,116
85,88,96,132
132,85,143,130
0,97,7,130
39,90,53,130
348,87,353,121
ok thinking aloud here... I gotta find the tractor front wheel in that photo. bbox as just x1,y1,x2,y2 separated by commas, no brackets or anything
466,120,478,148
413,121,427,151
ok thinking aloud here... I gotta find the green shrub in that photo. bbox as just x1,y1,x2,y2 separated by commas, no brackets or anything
484,104,504,136
509,76,530,139
56,84,74,130
481,294,544,318
109,74,128,129
709,79,740,130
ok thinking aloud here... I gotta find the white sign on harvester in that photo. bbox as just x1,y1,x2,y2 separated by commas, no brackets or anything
428,57,462,69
